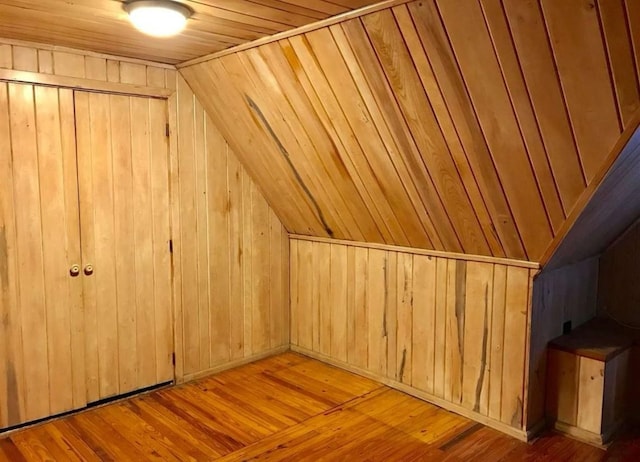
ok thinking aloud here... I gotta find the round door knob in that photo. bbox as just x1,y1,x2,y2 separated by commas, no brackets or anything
84,264,94,276
70,264,80,277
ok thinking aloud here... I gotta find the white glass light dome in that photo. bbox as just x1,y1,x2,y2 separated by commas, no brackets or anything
124,1,192,38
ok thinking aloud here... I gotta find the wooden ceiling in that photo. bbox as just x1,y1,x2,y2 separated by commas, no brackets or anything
180,0,640,262
0,0,381,64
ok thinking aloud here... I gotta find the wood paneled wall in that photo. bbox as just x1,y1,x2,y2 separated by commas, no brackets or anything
527,258,599,428
180,0,640,262
0,38,290,385
289,237,535,437
172,76,289,381
599,218,640,327
0,40,174,85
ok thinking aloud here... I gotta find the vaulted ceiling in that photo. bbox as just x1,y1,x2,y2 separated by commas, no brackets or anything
180,0,640,262
2,0,639,264
0,0,381,63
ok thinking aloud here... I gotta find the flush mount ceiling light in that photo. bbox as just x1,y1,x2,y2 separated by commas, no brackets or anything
124,0,193,37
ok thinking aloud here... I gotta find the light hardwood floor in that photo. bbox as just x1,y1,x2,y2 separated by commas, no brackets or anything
0,352,635,461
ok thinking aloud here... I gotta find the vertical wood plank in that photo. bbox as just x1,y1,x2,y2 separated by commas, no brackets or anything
316,242,331,356
176,76,199,375
251,184,271,353
148,97,172,383
330,244,348,362
367,249,388,377
488,265,507,421
130,96,156,387
106,60,120,82
0,44,12,68
9,83,50,420
353,246,369,369
0,82,26,427
37,50,53,74
396,252,413,384
109,94,137,394
52,52,85,78
12,47,37,72
269,209,283,349
194,98,210,371
227,148,245,359
241,168,253,357
207,115,231,364
461,262,493,415
34,86,74,415
296,240,313,350
576,357,605,434
289,240,299,348
411,255,436,393
84,57,107,81
433,257,448,398
445,260,466,404
501,266,530,428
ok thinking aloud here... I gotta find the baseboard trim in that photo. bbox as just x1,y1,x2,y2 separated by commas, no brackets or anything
291,345,529,442
179,345,290,383
552,419,623,448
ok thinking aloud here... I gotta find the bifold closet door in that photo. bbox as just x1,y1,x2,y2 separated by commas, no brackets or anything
0,82,86,428
74,91,173,403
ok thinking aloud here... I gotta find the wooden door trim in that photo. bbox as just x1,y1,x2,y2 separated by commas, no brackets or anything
0,69,172,99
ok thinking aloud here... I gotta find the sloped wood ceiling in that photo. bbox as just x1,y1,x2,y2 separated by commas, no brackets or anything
180,0,640,261
0,0,381,63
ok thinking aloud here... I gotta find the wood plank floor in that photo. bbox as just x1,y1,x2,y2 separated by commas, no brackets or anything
0,352,637,461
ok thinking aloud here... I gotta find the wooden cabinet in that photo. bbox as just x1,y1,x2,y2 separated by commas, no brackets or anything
546,319,631,445
0,82,173,429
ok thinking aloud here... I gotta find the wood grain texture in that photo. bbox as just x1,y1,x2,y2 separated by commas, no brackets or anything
74,91,173,402
0,40,290,427
0,82,85,428
171,75,289,381
0,353,621,461
179,0,638,262
0,1,384,64
527,258,599,429
546,347,629,444
289,238,533,430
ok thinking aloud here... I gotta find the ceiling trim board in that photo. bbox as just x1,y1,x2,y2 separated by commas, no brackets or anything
289,234,541,269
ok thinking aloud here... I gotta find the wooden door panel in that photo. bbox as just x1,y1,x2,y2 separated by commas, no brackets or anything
0,82,84,428
75,91,172,403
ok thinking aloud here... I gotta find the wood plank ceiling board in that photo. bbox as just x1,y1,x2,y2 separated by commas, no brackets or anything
180,0,639,262
0,0,385,64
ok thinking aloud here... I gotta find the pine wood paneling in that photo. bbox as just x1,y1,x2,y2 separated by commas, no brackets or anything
172,76,289,382
0,39,290,420
74,91,173,402
0,82,85,427
0,1,386,64
290,238,534,432
180,0,639,262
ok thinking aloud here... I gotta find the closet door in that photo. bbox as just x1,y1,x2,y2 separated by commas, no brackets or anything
0,83,86,428
74,91,173,403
